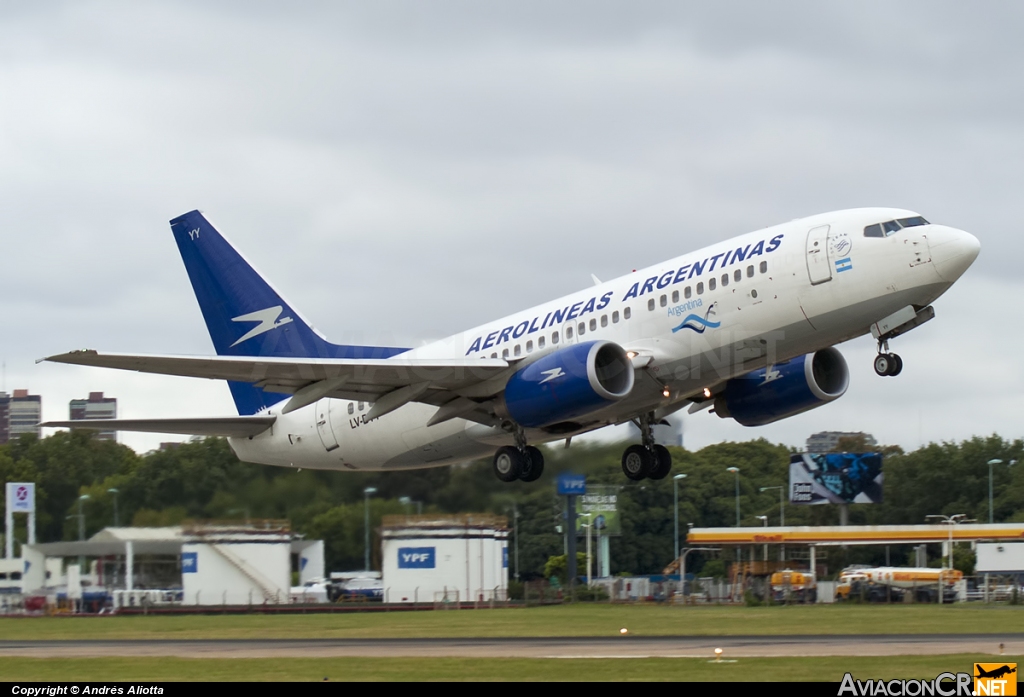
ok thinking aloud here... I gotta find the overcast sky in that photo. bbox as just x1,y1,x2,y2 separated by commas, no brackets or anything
1,2,1021,455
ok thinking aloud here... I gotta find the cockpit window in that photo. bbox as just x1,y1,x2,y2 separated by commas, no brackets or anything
897,216,928,228
864,216,930,238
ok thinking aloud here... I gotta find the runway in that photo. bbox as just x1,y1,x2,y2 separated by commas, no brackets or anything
3,634,1023,659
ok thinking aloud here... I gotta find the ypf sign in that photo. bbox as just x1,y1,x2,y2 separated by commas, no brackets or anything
6,482,34,514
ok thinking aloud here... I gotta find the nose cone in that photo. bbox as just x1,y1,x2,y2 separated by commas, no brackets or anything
929,226,981,282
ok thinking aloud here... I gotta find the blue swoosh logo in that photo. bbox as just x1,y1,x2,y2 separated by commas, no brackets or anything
671,314,721,334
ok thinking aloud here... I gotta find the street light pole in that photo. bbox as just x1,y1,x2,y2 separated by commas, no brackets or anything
987,459,1017,524
363,486,377,571
726,467,740,526
926,513,974,605
673,474,687,566
760,485,785,561
756,515,768,562
987,459,1002,525
77,494,90,569
581,513,593,585
107,488,119,527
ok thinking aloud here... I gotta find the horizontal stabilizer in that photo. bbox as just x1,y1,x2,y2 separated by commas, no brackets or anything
40,416,276,438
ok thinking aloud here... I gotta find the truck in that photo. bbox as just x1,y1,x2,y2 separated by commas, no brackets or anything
834,566,962,603
769,569,817,603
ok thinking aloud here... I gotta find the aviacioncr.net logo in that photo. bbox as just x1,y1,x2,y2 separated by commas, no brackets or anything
839,672,973,696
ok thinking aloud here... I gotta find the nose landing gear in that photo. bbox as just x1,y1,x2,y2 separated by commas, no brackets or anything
873,340,903,377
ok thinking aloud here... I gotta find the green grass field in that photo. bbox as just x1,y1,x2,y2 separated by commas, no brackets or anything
4,605,1021,681
2,603,1023,641
2,654,1020,682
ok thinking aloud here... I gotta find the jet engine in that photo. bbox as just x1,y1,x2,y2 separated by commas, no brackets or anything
502,340,634,428
713,347,849,427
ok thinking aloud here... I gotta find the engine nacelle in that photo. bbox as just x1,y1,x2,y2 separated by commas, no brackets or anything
713,347,849,427
502,340,634,428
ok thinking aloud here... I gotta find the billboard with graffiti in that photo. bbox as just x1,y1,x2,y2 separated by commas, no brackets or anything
789,452,883,505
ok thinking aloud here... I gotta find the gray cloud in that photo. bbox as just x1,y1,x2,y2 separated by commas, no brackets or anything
1,1,1019,453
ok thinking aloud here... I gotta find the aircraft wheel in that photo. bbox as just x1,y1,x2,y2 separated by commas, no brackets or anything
622,444,653,481
890,353,903,376
648,444,672,480
873,353,895,376
493,446,524,482
519,446,545,482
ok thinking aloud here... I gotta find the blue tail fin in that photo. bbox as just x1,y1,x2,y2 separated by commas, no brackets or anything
169,210,408,415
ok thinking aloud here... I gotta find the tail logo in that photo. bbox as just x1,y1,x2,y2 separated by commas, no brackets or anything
671,302,721,334
231,306,294,347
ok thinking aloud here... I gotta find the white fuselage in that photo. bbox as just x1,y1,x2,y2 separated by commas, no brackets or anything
229,208,978,472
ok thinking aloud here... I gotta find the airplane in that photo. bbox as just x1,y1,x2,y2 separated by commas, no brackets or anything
41,207,980,483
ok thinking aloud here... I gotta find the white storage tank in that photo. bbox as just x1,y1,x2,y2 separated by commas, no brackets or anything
181,522,292,605
381,514,508,604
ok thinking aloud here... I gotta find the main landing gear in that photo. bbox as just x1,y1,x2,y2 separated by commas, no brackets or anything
873,339,903,377
621,413,672,482
492,427,544,483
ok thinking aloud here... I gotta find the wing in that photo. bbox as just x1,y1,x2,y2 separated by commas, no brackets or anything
42,349,514,424
40,416,276,438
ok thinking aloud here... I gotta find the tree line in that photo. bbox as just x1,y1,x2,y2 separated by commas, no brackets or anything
1,430,1021,578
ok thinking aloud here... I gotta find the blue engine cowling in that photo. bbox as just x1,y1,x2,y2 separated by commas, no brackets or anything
502,340,635,428
713,347,849,427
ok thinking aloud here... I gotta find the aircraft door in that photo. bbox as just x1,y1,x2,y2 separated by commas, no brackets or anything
314,399,340,452
805,225,832,285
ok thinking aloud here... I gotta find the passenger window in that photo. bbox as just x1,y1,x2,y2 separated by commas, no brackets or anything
491,352,497,358
514,344,521,357
578,322,585,335
566,326,574,339
526,340,533,353
709,278,716,291
589,318,597,331
624,307,631,319
697,282,704,295
647,298,655,311
612,311,620,323
734,269,741,282
747,265,754,278
684,286,692,299
760,261,768,274
348,403,354,415
552,332,559,345
721,274,728,287
864,223,884,238
659,294,667,307
671,290,679,303
502,348,509,358
358,402,365,411
600,315,608,328
538,336,545,349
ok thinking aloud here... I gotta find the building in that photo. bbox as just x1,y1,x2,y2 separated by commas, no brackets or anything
805,431,877,453
16,522,324,610
7,389,41,441
381,514,508,604
70,391,118,441
0,392,9,444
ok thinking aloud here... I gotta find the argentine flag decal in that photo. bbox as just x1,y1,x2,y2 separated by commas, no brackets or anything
835,257,853,273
